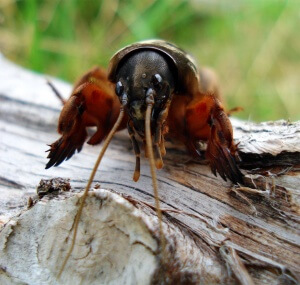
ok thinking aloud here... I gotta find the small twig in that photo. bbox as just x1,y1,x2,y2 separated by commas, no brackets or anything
224,241,300,284
231,187,257,216
276,166,294,176
236,183,269,197
220,245,255,285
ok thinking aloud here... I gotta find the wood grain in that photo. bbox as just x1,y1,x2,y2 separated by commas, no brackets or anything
0,55,299,284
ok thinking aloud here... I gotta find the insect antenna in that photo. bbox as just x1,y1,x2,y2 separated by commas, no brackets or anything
46,79,66,105
145,89,166,262
58,95,127,278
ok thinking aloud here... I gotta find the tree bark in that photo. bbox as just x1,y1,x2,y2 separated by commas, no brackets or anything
0,54,299,285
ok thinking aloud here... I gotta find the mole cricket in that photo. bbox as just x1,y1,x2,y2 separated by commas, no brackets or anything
46,39,244,276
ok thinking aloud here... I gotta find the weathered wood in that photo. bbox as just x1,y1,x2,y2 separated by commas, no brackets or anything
0,54,299,284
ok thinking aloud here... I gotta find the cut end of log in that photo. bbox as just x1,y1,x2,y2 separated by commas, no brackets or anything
0,186,228,284
0,189,159,284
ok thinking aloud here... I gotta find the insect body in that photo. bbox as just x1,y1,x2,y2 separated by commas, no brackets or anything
46,40,243,276
46,39,243,183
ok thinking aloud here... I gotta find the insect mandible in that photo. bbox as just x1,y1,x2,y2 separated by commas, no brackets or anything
46,39,244,276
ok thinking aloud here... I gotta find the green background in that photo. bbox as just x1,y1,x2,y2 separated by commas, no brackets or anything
0,0,299,121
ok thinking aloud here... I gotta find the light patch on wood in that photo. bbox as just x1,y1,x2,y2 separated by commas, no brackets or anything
0,190,158,284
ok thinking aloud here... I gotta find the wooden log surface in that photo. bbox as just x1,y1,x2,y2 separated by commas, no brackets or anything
0,54,299,284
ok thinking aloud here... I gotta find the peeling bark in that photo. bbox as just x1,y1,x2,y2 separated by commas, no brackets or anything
0,55,299,284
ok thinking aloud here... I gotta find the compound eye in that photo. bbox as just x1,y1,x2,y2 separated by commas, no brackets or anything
152,74,162,88
115,81,124,96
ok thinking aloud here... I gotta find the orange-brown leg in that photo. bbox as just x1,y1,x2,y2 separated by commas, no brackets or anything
167,93,243,184
46,68,126,169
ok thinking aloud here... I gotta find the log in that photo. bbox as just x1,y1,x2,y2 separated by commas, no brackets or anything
0,54,299,285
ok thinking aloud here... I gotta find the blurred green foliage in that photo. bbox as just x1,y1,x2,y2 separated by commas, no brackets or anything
0,0,299,121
